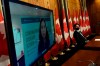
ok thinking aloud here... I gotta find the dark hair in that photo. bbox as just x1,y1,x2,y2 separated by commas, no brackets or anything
73,23,80,29
39,18,49,40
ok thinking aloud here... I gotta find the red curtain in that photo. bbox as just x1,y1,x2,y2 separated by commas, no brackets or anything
67,9,76,43
85,9,92,35
79,10,84,33
55,7,64,51
44,50,51,62
0,10,8,56
62,0,70,47
73,10,79,24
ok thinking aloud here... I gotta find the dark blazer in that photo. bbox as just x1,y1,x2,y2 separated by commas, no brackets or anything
74,30,87,46
38,38,50,55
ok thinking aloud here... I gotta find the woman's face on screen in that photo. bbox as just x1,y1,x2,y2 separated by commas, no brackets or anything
41,21,46,39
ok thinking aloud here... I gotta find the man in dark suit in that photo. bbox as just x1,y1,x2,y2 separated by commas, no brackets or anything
73,23,88,47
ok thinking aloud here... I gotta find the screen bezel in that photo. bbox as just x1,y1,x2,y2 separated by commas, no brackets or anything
1,0,55,66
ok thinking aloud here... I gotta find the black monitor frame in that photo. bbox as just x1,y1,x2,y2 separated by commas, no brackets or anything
1,0,55,66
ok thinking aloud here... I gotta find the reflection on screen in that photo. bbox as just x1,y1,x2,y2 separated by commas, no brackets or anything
13,27,21,44
9,1,54,66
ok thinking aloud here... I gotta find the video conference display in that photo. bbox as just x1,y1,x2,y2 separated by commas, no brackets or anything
9,1,54,66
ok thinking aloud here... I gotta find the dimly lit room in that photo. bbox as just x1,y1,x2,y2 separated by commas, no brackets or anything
0,0,100,66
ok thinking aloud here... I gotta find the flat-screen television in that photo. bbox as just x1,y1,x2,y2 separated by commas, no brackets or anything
2,0,55,66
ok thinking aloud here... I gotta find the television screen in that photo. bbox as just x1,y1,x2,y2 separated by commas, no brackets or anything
2,1,55,66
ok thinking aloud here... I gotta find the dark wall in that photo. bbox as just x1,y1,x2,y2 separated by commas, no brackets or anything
86,0,100,34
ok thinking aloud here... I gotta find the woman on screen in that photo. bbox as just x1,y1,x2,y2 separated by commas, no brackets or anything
38,18,50,55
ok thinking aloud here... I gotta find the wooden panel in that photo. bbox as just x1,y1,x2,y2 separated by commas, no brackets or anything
44,0,50,9
20,0,29,3
84,36,100,50
49,0,55,10
62,50,100,66
86,0,100,34
0,0,2,11
20,0,51,9
38,0,45,7
20,0,44,7
62,36,100,66
67,0,80,18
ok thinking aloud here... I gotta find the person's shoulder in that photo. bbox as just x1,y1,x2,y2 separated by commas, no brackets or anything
74,30,79,36
74,30,77,34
